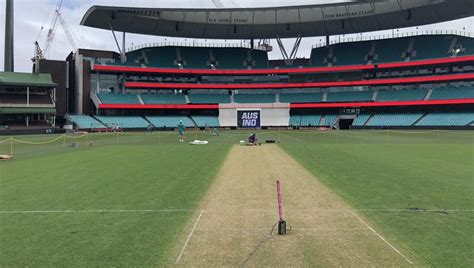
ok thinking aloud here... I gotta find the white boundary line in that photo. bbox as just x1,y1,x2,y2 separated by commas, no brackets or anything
175,210,204,264
350,211,414,265
0,208,472,214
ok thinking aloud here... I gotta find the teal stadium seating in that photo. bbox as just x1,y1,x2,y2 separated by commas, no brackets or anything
353,114,371,126
300,115,322,127
412,35,454,60
98,93,140,104
188,93,230,104
377,89,428,101
289,115,302,127
366,113,424,126
146,116,195,128
141,94,186,104
456,37,474,56
95,116,149,129
332,41,372,66
430,87,474,100
324,115,338,126
234,93,275,103
327,91,373,102
280,93,323,103
192,116,220,127
69,115,105,129
180,47,210,69
416,113,474,126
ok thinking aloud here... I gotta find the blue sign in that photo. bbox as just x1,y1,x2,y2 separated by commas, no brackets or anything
238,110,261,128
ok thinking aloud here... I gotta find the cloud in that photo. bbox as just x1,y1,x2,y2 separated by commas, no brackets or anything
0,0,473,72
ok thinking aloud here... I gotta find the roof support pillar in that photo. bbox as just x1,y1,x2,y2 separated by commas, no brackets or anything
121,32,126,64
4,0,14,72
276,35,302,66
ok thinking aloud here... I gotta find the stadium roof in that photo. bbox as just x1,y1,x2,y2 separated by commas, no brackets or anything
0,72,56,88
80,0,474,39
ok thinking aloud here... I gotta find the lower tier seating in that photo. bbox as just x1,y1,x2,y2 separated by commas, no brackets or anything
300,115,322,127
95,116,149,128
366,113,424,126
69,115,105,129
353,114,371,126
192,116,220,127
146,116,195,128
416,113,474,126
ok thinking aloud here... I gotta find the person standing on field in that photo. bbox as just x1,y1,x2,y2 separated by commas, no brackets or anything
178,120,185,142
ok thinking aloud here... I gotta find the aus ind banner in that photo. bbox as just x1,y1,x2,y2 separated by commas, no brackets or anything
237,110,260,128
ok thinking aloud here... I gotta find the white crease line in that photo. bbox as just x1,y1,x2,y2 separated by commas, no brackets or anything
350,210,414,265
195,227,367,231
175,210,204,264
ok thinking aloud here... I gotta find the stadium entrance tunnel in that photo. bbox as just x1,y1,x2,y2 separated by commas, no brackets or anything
339,119,354,130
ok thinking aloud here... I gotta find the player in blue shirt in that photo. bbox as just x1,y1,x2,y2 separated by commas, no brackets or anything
178,120,185,143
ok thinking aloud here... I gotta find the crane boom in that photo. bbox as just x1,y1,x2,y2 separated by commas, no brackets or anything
56,10,78,52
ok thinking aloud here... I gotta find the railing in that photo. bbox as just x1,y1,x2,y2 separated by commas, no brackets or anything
312,30,474,49
126,41,268,53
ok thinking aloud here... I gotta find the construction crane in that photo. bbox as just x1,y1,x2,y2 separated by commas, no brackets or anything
33,0,81,61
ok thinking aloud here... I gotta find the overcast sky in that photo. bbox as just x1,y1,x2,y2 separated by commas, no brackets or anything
1,0,473,72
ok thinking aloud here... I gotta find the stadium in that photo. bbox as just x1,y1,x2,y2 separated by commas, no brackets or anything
1,0,473,266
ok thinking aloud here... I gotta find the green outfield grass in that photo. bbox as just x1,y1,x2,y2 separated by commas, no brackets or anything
280,132,473,267
0,130,473,266
0,142,230,266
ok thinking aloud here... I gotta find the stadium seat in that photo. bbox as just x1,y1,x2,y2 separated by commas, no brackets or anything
95,116,149,129
141,94,186,104
146,116,195,128
280,93,323,103
416,112,474,126
289,115,302,127
98,93,141,104
69,115,105,129
430,87,474,100
377,89,428,101
192,116,220,127
300,115,322,127
366,113,424,126
234,93,276,103
327,91,373,102
353,114,371,126
188,93,231,104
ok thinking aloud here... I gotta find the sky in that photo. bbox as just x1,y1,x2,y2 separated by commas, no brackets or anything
0,0,473,72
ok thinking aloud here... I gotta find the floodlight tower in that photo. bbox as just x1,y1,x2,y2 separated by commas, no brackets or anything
4,0,14,71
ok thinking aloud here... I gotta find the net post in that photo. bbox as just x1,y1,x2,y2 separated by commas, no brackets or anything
63,134,66,148
10,137,13,157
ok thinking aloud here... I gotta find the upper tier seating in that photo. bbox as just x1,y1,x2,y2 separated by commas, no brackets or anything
366,113,424,126
310,35,474,66
141,94,186,104
98,93,141,104
192,116,220,127
69,115,105,129
377,89,428,101
122,46,268,69
280,93,323,103
327,91,373,102
416,113,474,126
430,87,474,100
188,93,231,104
95,116,149,129
234,93,276,103
146,116,195,128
